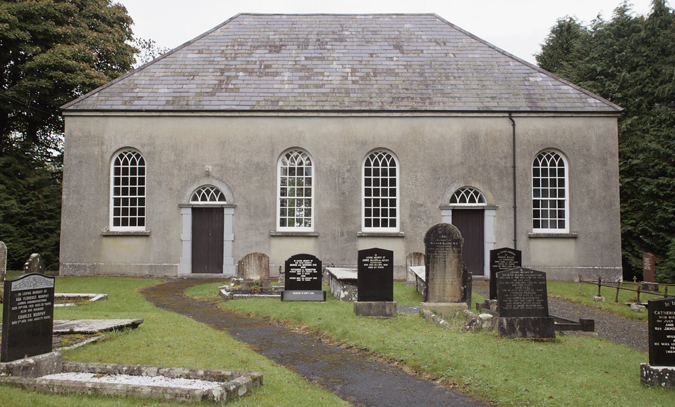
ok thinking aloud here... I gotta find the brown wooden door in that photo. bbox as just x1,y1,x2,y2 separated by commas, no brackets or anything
452,209,484,276
192,207,224,274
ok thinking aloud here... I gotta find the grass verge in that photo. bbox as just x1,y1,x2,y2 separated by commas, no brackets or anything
547,281,664,320
0,276,349,407
209,282,672,407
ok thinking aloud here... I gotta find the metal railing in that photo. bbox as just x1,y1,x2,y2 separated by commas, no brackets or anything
578,275,675,304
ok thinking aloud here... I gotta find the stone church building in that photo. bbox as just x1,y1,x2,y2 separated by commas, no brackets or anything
60,14,623,281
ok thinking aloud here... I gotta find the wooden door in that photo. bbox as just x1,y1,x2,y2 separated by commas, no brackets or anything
452,209,484,276
192,207,224,274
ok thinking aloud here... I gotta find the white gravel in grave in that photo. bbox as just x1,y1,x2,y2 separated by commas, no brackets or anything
41,372,223,390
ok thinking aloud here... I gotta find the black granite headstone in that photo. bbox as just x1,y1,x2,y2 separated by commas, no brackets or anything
497,268,548,318
648,297,675,367
1,273,55,362
284,253,322,291
357,248,393,302
489,247,521,300
281,253,325,301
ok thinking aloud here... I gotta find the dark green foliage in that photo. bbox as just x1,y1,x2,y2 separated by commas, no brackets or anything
0,0,136,270
0,142,61,270
536,0,675,282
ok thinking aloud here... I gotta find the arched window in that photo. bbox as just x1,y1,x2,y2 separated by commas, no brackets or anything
191,186,226,203
278,149,313,230
450,187,486,205
363,150,399,231
110,150,146,231
532,150,568,232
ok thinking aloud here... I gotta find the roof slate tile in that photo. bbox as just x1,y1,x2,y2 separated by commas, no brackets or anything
63,14,620,112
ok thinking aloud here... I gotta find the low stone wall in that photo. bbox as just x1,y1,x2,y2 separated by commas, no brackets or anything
410,266,426,298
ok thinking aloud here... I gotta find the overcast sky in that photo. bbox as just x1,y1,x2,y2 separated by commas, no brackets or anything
115,0,657,65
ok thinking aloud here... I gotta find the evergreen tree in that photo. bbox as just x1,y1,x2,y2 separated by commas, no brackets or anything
536,0,675,282
0,0,136,270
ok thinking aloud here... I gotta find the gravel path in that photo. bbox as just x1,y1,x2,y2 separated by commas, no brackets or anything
473,282,648,353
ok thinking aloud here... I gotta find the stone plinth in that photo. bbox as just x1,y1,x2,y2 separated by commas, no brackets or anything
419,302,468,319
354,301,397,318
497,317,556,339
640,364,675,388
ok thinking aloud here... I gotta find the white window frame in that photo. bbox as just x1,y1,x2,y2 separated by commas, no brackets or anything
190,185,226,204
362,150,400,232
450,187,487,206
109,149,146,231
277,149,314,232
532,150,569,233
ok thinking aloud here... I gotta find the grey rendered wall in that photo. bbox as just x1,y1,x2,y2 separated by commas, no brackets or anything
59,113,621,281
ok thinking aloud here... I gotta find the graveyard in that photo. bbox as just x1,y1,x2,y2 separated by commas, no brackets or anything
0,241,672,405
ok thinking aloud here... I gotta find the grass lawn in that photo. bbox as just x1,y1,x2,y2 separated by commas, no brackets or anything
0,276,349,407
547,281,666,320
187,281,674,407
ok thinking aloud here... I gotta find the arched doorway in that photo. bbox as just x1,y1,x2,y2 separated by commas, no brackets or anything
440,185,496,278
178,183,236,275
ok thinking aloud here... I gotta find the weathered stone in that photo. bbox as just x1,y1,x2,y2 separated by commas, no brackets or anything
498,317,556,339
405,252,424,286
593,296,605,303
0,351,62,378
631,303,647,313
237,253,269,281
419,302,468,319
326,268,357,301
23,253,45,275
643,253,656,283
423,223,471,307
461,311,496,333
353,301,397,318
640,363,675,388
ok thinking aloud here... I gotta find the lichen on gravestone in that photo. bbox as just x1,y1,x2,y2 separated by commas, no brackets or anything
23,253,45,275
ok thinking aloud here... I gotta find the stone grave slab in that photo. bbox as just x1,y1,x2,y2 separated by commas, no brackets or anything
489,247,521,300
641,297,675,388
419,224,471,318
496,268,555,339
405,252,424,286
237,252,269,281
1,273,55,362
281,253,325,301
355,248,396,317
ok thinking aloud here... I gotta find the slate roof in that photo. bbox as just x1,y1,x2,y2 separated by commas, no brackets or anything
62,14,621,113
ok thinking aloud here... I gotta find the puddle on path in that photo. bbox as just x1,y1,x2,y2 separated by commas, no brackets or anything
141,279,490,407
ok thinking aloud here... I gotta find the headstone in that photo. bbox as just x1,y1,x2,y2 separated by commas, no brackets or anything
355,248,396,317
641,297,675,388
424,223,471,305
489,247,522,300
281,253,325,301
23,253,45,275
643,253,656,283
405,252,424,286
496,268,555,339
1,273,55,362
237,253,269,281
0,241,6,283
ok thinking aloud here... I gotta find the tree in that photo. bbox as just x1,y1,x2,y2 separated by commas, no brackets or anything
0,0,135,151
0,0,136,270
132,37,170,68
536,0,675,282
